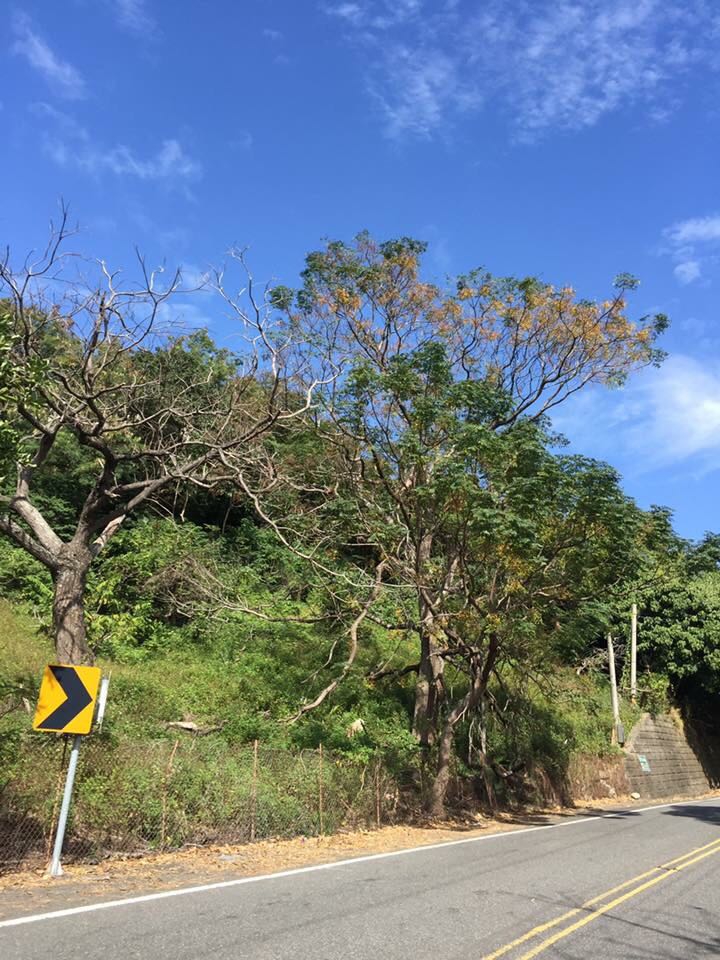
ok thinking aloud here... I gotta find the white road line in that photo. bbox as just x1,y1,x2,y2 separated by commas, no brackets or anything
0,796,715,930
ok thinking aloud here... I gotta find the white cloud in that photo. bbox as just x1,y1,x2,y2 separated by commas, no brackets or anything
491,0,671,136
109,0,156,35
372,46,481,139
157,300,215,330
666,216,720,246
262,28,283,41
663,214,720,285
674,260,701,284
322,0,716,139
31,101,88,138
324,3,365,26
12,14,86,99
325,0,422,30
179,263,213,293
554,355,720,475
102,140,200,179
33,104,201,183
635,358,720,466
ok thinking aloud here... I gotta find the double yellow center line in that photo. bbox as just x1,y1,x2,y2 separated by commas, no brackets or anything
482,835,720,960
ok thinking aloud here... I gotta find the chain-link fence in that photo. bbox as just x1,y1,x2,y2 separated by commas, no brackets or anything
0,734,403,875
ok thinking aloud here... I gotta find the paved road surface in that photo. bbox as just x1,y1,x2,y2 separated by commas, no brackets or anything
2,798,719,959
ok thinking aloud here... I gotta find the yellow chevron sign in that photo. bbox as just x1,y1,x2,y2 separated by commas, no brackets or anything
33,664,102,735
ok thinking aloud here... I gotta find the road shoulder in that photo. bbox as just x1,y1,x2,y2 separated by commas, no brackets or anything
2,792,717,923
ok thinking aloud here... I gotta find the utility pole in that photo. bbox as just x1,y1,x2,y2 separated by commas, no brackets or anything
630,602,638,704
607,633,624,745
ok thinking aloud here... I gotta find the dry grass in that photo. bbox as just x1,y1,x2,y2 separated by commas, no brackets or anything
2,783,718,923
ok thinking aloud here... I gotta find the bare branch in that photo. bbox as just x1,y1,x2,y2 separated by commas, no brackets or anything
288,560,387,723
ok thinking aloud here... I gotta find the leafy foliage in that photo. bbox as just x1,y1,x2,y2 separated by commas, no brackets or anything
2,229,718,816
638,573,720,695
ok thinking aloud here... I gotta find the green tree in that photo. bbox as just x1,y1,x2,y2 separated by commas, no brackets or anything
637,570,720,697
263,234,666,803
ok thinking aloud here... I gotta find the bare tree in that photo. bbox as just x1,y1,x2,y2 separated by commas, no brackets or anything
0,210,327,664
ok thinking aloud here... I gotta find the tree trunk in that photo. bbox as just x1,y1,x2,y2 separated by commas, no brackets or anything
412,528,444,745
53,558,93,665
428,713,457,817
428,686,479,818
412,611,445,747
477,697,496,810
428,639,499,818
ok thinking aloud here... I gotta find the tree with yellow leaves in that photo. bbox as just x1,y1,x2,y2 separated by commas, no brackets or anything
262,233,667,813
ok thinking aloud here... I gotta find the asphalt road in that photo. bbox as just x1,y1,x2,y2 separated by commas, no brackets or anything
2,798,720,959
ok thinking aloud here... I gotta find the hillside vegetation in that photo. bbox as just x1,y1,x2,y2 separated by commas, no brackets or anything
1,227,719,821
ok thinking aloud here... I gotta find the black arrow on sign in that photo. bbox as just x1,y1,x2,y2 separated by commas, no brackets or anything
37,666,93,731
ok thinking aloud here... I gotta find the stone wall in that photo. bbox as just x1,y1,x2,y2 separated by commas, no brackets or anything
623,713,710,800
568,753,629,801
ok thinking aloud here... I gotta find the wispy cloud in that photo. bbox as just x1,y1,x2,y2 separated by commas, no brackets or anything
325,0,422,30
262,25,290,64
662,214,720,285
157,299,216,331
372,46,481,138
674,260,701,285
179,263,213,293
33,103,201,184
324,3,366,27
110,0,156,34
322,0,716,140
103,140,200,179
666,215,720,246
12,13,86,99
554,355,720,475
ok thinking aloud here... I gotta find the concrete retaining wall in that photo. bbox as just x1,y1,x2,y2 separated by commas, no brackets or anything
623,713,710,800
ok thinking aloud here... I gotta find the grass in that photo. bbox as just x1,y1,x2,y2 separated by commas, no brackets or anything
0,601,52,702
0,597,658,872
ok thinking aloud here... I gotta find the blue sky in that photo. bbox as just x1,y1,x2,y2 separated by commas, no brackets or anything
3,0,720,540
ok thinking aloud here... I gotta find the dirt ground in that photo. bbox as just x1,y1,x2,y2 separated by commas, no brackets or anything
2,791,717,922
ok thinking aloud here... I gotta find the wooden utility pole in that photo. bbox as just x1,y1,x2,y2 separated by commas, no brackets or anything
630,603,638,704
607,633,622,744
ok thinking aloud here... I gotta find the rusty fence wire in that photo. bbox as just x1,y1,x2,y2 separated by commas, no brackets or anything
0,734,402,875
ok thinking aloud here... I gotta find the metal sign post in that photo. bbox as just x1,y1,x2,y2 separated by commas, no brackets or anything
48,734,83,877
33,664,104,878
96,674,111,731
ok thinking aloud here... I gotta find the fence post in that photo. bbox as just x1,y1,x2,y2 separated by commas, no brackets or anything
375,762,381,828
160,740,179,850
250,739,259,842
318,744,325,835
